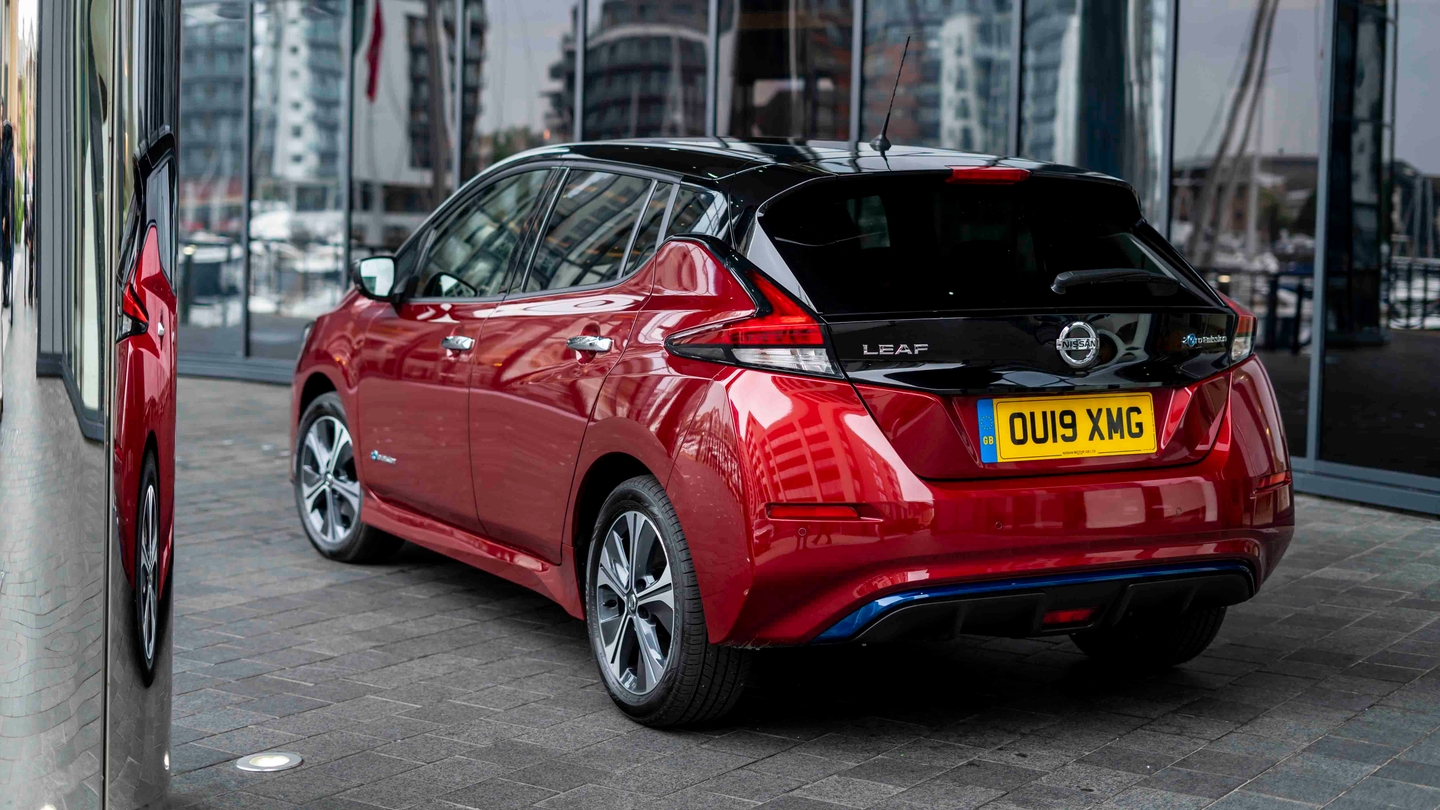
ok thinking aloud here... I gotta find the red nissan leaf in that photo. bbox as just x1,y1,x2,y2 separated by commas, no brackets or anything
116,132,178,684
291,140,1293,726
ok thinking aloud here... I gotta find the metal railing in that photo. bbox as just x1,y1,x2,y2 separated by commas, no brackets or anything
1385,257,1440,330
1200,264,1315,353
1198,258,1440,352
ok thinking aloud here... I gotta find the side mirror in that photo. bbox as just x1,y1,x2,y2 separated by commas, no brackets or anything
351,256,395,299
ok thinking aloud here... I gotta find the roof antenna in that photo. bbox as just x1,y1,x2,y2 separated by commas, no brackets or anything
870,35,910,156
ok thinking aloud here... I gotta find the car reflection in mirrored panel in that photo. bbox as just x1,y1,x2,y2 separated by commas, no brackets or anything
0,1,178,807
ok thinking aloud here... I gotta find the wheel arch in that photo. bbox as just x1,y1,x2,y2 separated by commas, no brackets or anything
292,371,340,481
571,451,655,610
143,430,159,466
298,371,337,417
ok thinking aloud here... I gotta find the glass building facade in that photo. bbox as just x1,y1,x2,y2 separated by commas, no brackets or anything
176,0,1440,515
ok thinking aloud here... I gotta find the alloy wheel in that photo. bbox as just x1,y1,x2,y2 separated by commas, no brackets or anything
299,415,360,550
137,483,159,665
594,510,675,695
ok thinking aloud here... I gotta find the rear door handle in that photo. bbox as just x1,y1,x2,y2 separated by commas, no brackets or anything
566,335,613,354
441,335,474,351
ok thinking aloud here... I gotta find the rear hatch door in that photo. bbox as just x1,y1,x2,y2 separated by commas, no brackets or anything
751,169,1236,480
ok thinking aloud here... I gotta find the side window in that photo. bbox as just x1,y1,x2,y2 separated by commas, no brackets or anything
524,170,653,293
415,169,551,298
145,160,175,280
624,182,673,274
666,186,728,238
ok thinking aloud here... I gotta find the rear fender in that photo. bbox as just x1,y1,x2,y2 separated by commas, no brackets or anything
1224,356,1294,575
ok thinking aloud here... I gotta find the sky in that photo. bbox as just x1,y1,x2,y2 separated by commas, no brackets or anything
477,0,577,136
1394,0,1440,174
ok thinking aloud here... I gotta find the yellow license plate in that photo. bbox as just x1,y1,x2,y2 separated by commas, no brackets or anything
977,392,1157,462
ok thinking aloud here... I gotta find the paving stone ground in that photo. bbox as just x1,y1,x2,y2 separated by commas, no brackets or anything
170,377,1440,810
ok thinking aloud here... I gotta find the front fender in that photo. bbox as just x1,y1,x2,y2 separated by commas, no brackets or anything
289,293,377,472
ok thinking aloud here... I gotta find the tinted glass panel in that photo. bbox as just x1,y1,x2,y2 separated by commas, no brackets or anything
1020,0,1170,222
667,186,729,238
1172,0,1323,457
626,182,673,273
584,1,707,139
526,171,653,292
458,0,577,182
760,175,1213,316
862,0,1013,153
1318,0,1440,478
718,0,853,138
416,169,551,298
178,2,246,356
350,0,458,255
250,0,347,361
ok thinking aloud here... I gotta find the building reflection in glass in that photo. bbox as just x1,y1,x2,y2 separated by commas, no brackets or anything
250,0,347,361
718,0,853,139
1171,0,1322,456
861,0,1012,153
350,0,458,256
584,0,708,139
458,0,577,183
178,2,248,358
1020,0,1169,222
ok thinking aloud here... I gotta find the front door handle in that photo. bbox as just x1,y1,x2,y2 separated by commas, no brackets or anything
566,335,613,354
441,335,474,351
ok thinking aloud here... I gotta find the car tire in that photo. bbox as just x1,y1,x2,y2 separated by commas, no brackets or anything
133,452,163,685
294,392,401,563
1070,604,1227,667
585,475,750,727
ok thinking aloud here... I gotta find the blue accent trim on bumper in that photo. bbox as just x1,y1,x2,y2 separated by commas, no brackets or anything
812,561,1255,643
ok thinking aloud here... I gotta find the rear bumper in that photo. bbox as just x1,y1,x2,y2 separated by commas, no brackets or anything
719,472,1291,646
670,357,1294,647
814,561,1255,643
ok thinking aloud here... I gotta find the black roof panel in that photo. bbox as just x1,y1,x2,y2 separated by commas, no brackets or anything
541,137,1123,185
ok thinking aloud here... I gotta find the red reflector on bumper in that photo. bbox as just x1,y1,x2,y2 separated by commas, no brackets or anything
1042,607,1097,626
767,504,862,520
1258,472,1292,490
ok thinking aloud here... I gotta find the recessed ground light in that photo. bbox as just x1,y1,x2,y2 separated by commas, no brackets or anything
163,751,170,771
236,752,302,772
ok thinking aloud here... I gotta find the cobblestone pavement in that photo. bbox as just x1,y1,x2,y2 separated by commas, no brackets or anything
170,378,1440,810
0,277,107,807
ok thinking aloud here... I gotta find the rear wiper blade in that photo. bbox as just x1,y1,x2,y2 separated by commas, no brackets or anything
1051,268,1179,295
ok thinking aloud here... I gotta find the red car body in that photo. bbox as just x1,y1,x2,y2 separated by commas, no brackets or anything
292,141,1294,650
115,142,178,624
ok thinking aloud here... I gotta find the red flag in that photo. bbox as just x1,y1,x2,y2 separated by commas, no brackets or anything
365,0,385,101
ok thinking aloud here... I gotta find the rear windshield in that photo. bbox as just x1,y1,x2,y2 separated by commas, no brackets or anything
756,174,1214,316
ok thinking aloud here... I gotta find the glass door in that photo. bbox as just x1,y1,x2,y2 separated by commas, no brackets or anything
1317,0,1440,482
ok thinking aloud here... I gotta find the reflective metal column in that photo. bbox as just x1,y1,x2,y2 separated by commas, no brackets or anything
1,0,178,806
